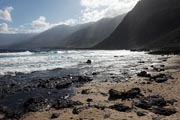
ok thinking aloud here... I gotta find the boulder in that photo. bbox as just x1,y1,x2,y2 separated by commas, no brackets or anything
134,96,168,110
78,76,93,82
150,74,170,83
151,107,176,116
86,60,92,64
137,71,151,78
23,97,50,112
55,80,72,89
108,88,142,100
104,114,111,119
81,89,91,94
138,61,145,63
93,104,106,110
136,111,147,116
167,99,178,105
72,107,87,114
51,113,60,119
87,98,93,103
110,104,131,112
134,100,151,109
4,110,24,119
147,96,167,107
53,99,83,110
92,72,99,75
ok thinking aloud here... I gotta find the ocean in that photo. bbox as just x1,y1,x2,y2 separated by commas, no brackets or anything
0,50,167,79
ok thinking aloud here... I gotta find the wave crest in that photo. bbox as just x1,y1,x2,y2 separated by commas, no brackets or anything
0,51,34,56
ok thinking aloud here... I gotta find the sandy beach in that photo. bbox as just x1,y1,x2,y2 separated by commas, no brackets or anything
14,55,180,120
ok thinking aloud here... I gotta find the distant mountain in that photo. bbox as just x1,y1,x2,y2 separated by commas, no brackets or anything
0,34,36,49
17,24,89,49
15,14,125,49
62,15,125,48
95,0,180,51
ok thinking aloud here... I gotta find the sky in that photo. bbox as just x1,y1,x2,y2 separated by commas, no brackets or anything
0,0,139,33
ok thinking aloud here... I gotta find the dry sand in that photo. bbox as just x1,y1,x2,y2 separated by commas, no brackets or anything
9,56,180,120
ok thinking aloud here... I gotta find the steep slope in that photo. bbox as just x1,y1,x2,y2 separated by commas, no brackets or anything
147,26,180,51
95,0,180,50
18,24,89,49
16,14,125,49
0,34,36,49
62,14,125,48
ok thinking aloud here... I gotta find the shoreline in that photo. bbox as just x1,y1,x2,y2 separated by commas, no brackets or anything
0,55,179,120
21,56,180,120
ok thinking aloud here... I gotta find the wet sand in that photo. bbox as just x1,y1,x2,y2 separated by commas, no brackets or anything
19,55,180,120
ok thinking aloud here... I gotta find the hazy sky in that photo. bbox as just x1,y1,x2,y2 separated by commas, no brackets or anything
0,0,139,33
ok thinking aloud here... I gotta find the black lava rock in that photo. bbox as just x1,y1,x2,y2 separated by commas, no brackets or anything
137,71,151,78
150,74,169,83
110,104,131,112
2,108,25,120
78,76,93,82
81,89,91,94
136,111,146,116
87,98,93,102
55,80,72,89
147,96,167,107
167,99,178,105
134,100,151,109
92,72,99,75
51,113,60,119
104,114,111,119
72,107,86,114
86,60,92,64
108,88,142,100
53,99,83,110
151,107,176,116
134,95,172,110
23,96,50,112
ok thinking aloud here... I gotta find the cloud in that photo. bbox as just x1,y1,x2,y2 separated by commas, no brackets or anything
13,16,77,33
31,16,51,32
58,19,77,26
0,6,13,22
80,0,139,23
31,16,77,33
32,16,50,28
81,0,111,8
0,23,15,33
0,23,9,33
0,1,139,33
24,0,139,33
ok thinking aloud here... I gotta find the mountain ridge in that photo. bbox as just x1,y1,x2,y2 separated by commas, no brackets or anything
95,0,180,51
13,14,125,49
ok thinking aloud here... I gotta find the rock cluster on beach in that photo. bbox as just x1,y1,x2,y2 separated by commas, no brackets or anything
61,57,178,120
69,87,177,117
0,75,93,119
0,56,179,120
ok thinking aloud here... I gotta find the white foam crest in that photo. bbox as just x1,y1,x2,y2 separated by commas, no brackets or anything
0,50,162,77
57,51,65,54
0,51,34,56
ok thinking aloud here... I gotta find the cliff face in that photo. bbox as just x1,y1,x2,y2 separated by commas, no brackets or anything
14,14,125,49
95,0,180,50
62,14,125,49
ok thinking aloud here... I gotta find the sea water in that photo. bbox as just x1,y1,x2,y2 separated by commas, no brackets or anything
0,50,167,77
